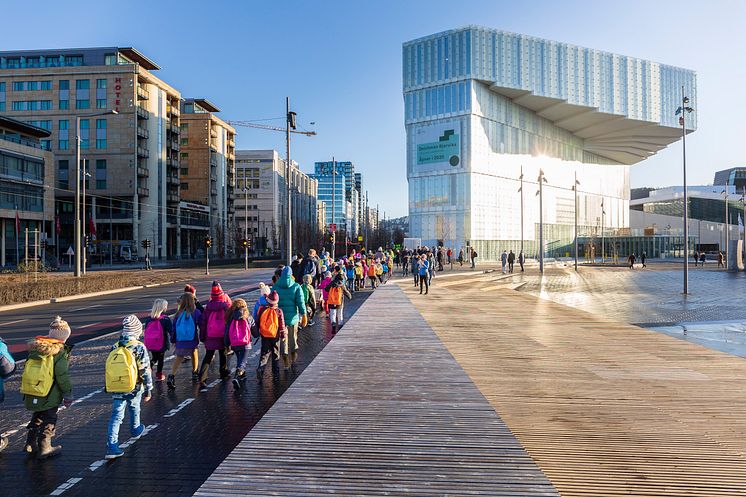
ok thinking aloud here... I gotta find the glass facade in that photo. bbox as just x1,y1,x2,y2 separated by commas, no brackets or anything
404,26,697,260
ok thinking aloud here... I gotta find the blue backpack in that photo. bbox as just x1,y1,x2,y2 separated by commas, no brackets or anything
0,338,15,380
175,312,196,342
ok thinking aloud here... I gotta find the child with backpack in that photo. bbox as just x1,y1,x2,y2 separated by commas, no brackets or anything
256,291,286,381
224,298,254,391
328,266,352,334
302,274,317,322
318,271,332,315
168,292,202,389
198,281,232,388
0,336,17,453
143,299,171,382
354,261,363,291
345,262,355,294
105,315,152,459
20,317,73,459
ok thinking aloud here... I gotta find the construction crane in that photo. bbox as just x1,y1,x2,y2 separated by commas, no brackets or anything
226,120,316,136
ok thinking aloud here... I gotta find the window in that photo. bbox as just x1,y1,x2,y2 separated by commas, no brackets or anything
180,168,189,175
58,139,69,150
76,79,89,90
76,99,89,109
59,119,68,130
13,82,23,91
95,159,106,189
57,160,69,190
180,183,189,190
180,138,188,145
105,54,117,65
41,81,51,90
80,119,89,149
180,123,189,131
180,152,189,159
0,103,4,112
96,79,106,108
96,118,107,149
96,79,106,89
64,56,83,66
59,80,69,90
96,99,106,109
40,140,51,150
59,100,69,109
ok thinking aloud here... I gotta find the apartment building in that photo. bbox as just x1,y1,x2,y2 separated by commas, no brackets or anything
0,116,54,266
235,149,318,255
179,98,236,257
0,47,182,260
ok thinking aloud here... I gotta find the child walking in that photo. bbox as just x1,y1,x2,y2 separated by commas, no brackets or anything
0,336,16,453
167,292,202,389
142,299,171,382
198,281,232,387
302,274,317,322
225,298,254,391
104,315,152,459
256,291,286,381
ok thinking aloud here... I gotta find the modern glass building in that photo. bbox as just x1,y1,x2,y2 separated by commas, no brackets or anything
403,26,697,260
313,161,361,237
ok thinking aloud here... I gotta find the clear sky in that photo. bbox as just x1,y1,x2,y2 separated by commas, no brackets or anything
1,0,744,217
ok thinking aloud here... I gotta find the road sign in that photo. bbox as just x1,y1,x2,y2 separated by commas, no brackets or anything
66,246,75,256
357,235,363,242
329,223,337,233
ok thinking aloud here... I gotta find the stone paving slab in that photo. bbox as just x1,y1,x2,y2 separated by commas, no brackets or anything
195,284,558,497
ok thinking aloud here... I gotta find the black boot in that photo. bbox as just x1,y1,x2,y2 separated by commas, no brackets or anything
36,426,61,460
24,427,37,455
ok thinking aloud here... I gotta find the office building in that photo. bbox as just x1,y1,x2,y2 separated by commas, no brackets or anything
313,160,362,238
234,149,318,255
0,116,54,266
403,26,697,260
713,167,746,192
0,47,182,260
179,98,236,257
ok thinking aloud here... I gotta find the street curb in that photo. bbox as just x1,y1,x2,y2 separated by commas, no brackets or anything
0,280,182,314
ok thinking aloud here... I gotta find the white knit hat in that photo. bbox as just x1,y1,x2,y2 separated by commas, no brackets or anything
48,316,71,343
121,314,143,339
259,282,271,296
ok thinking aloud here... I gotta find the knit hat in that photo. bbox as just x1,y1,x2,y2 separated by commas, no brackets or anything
48,316,71,343
259,282,270,296
267,290,279,305
210,281,224,299
184,284,196,295
121,314,143,339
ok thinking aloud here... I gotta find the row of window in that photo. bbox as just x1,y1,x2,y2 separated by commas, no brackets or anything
9,98,107,111
13,81,52,91
0,151,45,183
1,79,106,91
57,159,107,190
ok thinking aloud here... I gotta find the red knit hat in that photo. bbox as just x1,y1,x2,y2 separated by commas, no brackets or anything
210,281,223,299
184,284,196,295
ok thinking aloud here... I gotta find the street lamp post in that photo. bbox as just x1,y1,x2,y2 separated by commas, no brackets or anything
243,166,248,271
536,169,547,274
676,87,694,293
600,198,606,264
74,109,117,277
82,161,91,275
574,172,580,272
331,158,336,260
518,165,524,257
285,97,294,266
722,188,729,268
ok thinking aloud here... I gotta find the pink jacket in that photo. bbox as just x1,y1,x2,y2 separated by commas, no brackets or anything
319,277,332,300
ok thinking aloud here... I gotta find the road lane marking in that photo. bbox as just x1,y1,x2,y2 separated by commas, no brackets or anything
163,398,194,417
78,322,102,329
0,319,28,327
49,477,82,496
70,304,103,312
88,460,106,472
119,423,158,449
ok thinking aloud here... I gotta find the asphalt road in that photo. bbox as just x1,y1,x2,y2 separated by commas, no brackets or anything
0,268,276,358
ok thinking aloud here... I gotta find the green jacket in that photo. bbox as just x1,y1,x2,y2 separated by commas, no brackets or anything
24,338,73,412
272,266,306,326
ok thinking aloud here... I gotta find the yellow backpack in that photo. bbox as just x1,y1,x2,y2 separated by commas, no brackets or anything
20,355,55,397
105,342,138,393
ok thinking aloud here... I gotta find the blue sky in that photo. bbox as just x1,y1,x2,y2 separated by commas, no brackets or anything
2,0,744,217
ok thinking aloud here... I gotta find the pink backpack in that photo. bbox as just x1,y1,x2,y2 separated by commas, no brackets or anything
206,310,226,339
143,317,165,351
228,319,250,347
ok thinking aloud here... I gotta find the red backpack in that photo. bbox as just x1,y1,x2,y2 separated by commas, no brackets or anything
143,317,165,351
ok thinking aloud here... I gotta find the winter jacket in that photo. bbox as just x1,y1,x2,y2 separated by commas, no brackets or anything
200,299,231,350
302,282,317,309
301,256,317,279
299,283,309,308
142,315,172,352
111,335,153,398
319,276,332,300
290,260,302,283
170,309,202,350
253,295,268,322
272,266,306,327
0,338,14,403
418,259,430,276
23,337,72,412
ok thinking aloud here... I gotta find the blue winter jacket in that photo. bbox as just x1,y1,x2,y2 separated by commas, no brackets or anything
253,295,268,322
272,266,306,327
418,260,430,276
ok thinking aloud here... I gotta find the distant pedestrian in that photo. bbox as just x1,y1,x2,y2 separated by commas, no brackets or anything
256,291,286,381
718,251,725,268
447,248,453,268
458,248,464,267
142,298,171,382
508,250,515,273
21,317,73,459
0,336,17,453
198,281,232,387
418,254,430,295
518,251,525,272
700,252,706,267
641,251,647,268
500,250,508,273
694,251,700,267
104,315,152,460
302,274,317,322
471,248,477,269
328,267,352,334
354,261,364,290
410,254,419,287
628,253,636,269
225,298,254,391
168,292,201,389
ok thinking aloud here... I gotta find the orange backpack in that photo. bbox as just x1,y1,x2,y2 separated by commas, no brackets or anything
327,286,343,306
258,306,279,338
367,265,376,277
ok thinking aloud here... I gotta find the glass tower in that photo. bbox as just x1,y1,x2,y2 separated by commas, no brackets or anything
403,26,697,260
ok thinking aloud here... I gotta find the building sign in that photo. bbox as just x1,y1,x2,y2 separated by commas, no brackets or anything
114,77,122,113
179,201,210,213
414,121,462,173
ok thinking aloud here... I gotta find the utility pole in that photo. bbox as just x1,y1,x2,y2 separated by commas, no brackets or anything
75,118,81,277
518,165,524,256
285,97,293,266
677,87,694,293
244,165,248,271
723,188,729,268
574,171,580,272
331,157,336,260
601,198,605,264
82,159,88,275
537,169,547,274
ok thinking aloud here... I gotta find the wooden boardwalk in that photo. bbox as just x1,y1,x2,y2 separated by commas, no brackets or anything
404,275,746,496
195,285,558,496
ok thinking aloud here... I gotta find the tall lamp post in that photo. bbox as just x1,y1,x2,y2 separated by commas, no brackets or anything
573,172,580,271
518,165,524,257
81,161,91,275
75,109,117,277
536,169,547,274
676,88,694,293
600,198,606,263
285,97,297,266
722,188,730,268
331,157,336,260
243,166,249,271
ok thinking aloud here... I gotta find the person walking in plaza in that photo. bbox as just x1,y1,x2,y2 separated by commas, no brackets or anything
718,251,725,268
104,315,152,460
272,266,307,370
518,251,525,272
167,292,202,389
0,336,16,453
508,250,515,273
410,253,419,287
500,250,508,273
458,248,464,266
301,249,318,285
447,247,453,268
319,271,332,314
641,251,647,268
418,254,430,295
471,248,477,269
198,281,232,388
368,261,378,289
256,291,286,381
428,251,436,286
20,317,73,459
225,298,254,391
302,274,317,323
142,299,171,382
700,251,706,267
628,253,636,269
354,261,364,290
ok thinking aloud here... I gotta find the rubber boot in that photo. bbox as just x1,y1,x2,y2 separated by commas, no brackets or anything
24,427,37,455
36,427,61,460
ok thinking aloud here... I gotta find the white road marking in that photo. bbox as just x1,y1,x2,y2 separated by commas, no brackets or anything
78,322,102,329
0,428,19,437
163,398,194,417
88,460,106,472
70,304,103,312
70,388,104,406
49,477,82,496
0,319,28,327
118,423,158,449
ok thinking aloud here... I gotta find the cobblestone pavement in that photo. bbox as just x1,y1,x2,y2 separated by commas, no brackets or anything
0,287,373,497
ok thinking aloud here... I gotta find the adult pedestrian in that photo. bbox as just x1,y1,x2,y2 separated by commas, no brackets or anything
518,251,525,272
301,249,318,284
471,248,477,269
641,251,647,268
700,252,706,267
718,251,725,268
458,248,464,267
21,317,73,459
447,247,453,268
418,254,430,295
508,250,515,273
168,292,201,389
628,253,636,269
197,281,232,387
500,250,508,273
272,266,307,370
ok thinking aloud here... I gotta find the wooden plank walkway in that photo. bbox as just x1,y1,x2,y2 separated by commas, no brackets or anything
404,277,746,496
195,285,558,496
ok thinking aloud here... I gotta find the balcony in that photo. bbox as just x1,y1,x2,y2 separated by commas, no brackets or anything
137,86,149,100
137,126,149,139
167,157,179,168
169,140,180,151
210,128,218,139
137,146,149,158
168,175,179,186
136,106,149,120
137,166,149,177
137,187,149,197
170,123,180,134
167,193,179,203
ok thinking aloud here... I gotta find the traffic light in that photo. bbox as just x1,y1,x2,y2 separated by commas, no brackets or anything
84,235,90,247
241,238,248,248
247,237,253,250
328,234,334,243
40,240,47,251
205,235,212,248
141,239,151,249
